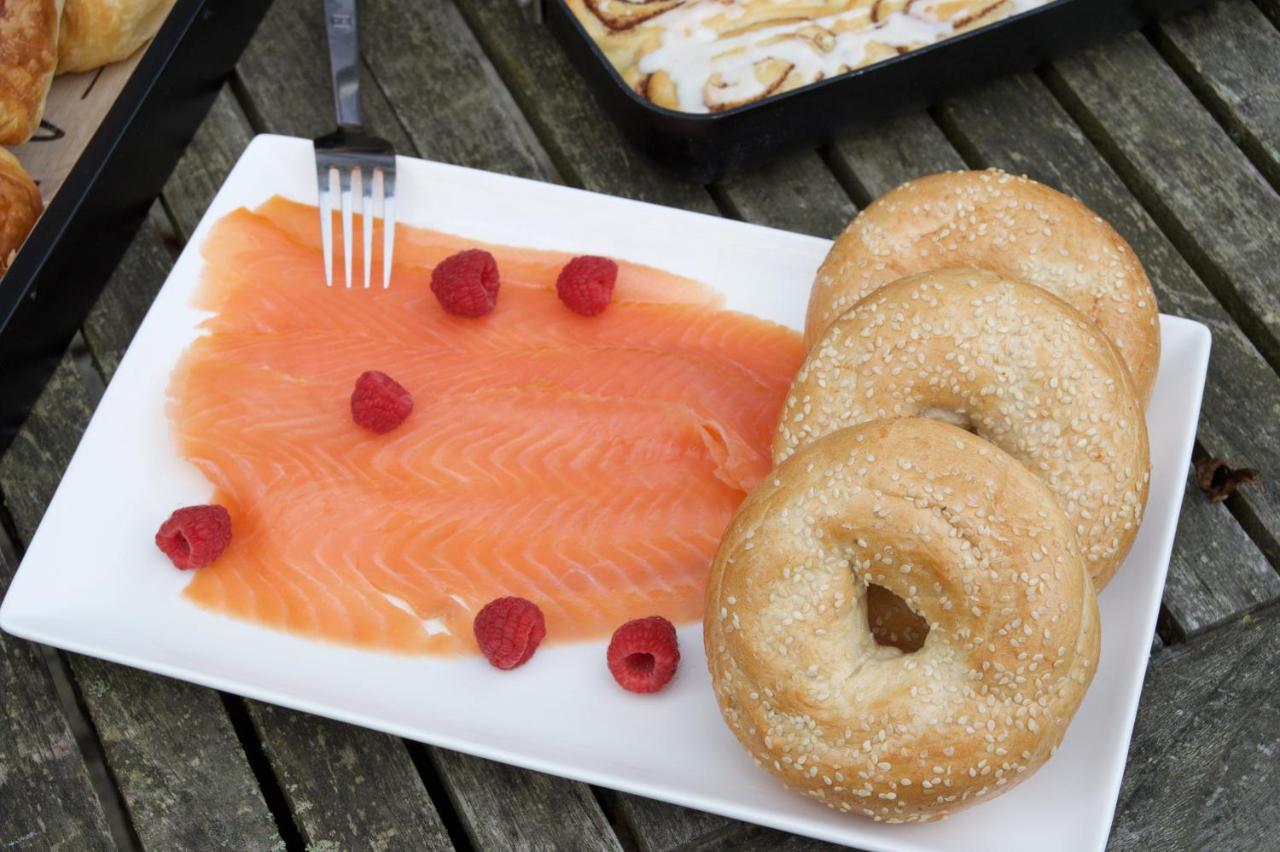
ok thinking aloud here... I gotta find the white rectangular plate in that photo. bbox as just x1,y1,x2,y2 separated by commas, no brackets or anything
1,135,1210,852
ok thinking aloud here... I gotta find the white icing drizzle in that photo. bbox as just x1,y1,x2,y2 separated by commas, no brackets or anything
629,0,1053,113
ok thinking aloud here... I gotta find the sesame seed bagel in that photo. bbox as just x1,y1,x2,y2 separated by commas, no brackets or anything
806,169,1160,404
777,268,1149,590
705,418,1100,823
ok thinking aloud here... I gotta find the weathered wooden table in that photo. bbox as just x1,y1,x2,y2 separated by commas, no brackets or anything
3,1,1279,849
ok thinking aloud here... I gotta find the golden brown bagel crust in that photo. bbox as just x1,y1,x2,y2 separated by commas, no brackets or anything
807,169,1160,404
57,0,176,74
706,419,1100,823
778,268,1150,589
0,0,61,144
0,147,41,273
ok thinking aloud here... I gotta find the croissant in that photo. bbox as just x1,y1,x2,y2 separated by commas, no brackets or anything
57,0,177,74
0,0,62,144
0,147,42,274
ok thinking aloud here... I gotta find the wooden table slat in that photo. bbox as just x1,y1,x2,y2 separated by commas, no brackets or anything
0,358,281,850
1109,610,1280,850
1154,0,1280,190
235,0,415,153
430,747,623,852
82,209,175,382
1161,471,1280,637
716,153,857,239
826,110,968,202
362,0,558,182
249,701,453,851
0,540,116,852
611,795,736,852
162,86,256,244
1047,33,1280,443
679,823,845,852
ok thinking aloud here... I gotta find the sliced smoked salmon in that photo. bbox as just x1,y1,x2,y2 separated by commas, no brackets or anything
170,197,802,655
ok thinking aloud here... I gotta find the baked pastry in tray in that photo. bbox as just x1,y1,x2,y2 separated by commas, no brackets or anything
0,147,42,274
565,0,1054,113
0,0,62,144
565,0,1054,112
58,0,177,74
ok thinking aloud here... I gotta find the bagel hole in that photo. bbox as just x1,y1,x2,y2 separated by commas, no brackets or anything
624,652,655,676
919,406,975,435
866,584,929,653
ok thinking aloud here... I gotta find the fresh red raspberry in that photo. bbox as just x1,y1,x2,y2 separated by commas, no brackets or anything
607,616,680,693
473,597,546,670
155,505,232,570
556,256,618,316
351,370,414,433
431,249,499,317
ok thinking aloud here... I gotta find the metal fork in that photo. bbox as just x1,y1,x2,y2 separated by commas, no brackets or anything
314,0,397,288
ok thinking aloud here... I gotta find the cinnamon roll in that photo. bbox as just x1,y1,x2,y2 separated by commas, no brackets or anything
565,0,1051,113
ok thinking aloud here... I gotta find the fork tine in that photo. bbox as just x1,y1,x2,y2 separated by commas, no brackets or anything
381,166,396,289
317,162,334,288
361,167,374,289
339,167,354,289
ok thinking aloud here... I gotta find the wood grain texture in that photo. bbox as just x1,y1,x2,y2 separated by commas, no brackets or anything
163,86,254,239
1154,0,1280,189
430,747,622,852
65,659,281,850
249,701,453,851
716,153,856,238
452,0,717,213
361,0,556,180
0,546,115,852
164,85,255,242
1161,469,1280,637
827,110,967,203
0,357,281,850
0,358,97,544
612,794,734,852
916,70,1280,635
235,0,413,150
681,824,845,852
81,209,173,381
1047,33,1280,427
1110,610,1280,850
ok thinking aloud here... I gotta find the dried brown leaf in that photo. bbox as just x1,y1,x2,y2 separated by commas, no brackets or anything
1194,458,1263,503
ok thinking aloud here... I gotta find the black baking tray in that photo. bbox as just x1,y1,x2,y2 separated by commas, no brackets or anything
546,0,1207,182
0,0,270,454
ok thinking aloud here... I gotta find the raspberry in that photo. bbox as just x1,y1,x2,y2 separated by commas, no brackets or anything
607,616,680,693
351,370,413,433
473,597,546,670
431,249,499,317
556,256,617,316
155,505,232,570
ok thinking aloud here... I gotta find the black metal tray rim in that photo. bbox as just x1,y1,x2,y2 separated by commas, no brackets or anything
548,0,1071,121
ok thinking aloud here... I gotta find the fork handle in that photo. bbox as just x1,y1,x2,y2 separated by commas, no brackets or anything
324,0,362,128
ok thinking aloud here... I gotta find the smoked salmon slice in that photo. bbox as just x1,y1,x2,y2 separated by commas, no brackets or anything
171,197,802,655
